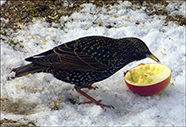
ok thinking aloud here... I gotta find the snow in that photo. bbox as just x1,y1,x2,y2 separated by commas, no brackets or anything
1,1,185,126
0,0,6,6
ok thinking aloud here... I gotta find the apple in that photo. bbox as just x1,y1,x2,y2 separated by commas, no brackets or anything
124,63,171,96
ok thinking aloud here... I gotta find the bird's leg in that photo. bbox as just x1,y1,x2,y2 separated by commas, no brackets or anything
74,86,114,109
81,83,98,90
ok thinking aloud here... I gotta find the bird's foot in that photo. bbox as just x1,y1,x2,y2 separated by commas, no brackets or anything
80,100,114,109
75,86,113,109
82,83,98,90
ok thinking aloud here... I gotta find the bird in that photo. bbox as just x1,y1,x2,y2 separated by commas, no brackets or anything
12,36,160,109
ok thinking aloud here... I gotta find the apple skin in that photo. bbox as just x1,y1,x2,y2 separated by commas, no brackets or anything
124,63,171,96
125,75,171,96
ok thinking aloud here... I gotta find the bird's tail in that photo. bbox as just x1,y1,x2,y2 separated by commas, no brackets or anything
12,63,46,77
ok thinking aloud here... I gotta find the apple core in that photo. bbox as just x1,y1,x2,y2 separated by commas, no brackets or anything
125,63,171,86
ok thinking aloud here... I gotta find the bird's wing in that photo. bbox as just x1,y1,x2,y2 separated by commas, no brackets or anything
25,39,116,72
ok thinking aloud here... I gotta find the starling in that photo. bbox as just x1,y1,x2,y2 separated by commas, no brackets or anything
12,36,160,109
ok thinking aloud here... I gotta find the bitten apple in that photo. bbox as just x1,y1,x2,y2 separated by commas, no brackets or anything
124,63,171,96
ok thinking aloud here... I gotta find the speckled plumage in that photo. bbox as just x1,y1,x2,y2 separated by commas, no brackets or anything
12,36,160,109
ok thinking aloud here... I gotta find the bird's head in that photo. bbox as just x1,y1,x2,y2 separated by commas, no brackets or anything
123,37,160,63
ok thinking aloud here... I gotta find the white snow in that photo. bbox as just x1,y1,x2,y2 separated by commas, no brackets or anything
0,0,6,6
1,1,185,126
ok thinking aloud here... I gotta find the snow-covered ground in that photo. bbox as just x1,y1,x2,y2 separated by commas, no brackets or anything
1,1,185,126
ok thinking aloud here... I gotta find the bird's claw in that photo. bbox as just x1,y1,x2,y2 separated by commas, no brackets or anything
79,100,114,109
75,85,113,110
82,84,98,90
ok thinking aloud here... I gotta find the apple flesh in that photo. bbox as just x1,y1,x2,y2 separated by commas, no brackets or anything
124,63,171,96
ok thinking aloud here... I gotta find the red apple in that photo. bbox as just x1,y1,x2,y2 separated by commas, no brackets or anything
124,63,171,96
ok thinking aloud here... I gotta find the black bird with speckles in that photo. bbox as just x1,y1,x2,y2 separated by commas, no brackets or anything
12,36,160,109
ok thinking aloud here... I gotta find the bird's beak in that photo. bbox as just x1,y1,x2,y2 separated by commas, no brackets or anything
149,54,161,63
